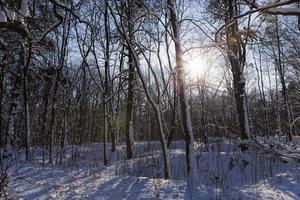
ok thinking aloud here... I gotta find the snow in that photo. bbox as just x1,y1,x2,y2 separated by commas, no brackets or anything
5,9,16,21
0,0,29,23
8,163,187,199
19,0,29,17
5,138,300,199
0,10,7,22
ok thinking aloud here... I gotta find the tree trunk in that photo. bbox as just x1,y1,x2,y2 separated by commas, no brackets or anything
232,71,250,141
0,66,4,158
254,48,270,138
124,0,136,160
48,75,59,164
47,16,70,163
3,72,21,169
103,2,110,165
167,75,177,149
274,18,293,142
41,79,50,165
23,43,32,161
225,0,250,147
103,100,108,165
167,0,198,189
154,105,170,179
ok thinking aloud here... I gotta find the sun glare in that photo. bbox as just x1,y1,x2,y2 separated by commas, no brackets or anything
185,56,208,79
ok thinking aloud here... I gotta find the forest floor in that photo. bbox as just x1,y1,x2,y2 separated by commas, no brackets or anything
6,137,300,200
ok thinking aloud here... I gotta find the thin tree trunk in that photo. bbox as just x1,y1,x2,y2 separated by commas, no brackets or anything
167,73,177,149
254,48,270,138
154,105,170,179
48,75,59,164
48,15,70,163
41,79,51,165
102,2,110,165
78,65,87,146
197,84,208,143
23,43,32,161
167,0,198,189
164,24,178,149
274,18,293,142
103,101,108,165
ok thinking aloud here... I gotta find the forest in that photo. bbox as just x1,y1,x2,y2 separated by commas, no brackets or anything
0,0,299,199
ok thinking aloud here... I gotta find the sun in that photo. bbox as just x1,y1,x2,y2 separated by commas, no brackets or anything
185,56,208,79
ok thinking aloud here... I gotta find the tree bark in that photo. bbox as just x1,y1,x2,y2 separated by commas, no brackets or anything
41,79,51,165
0,66,4,155
102,2,111,165
167,0,198,188
225,0,250,146
3,71,21,169
23,43,32,161
48,74,59,164
124,0,136,160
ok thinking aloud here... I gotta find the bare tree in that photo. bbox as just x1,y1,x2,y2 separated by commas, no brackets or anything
167,0,199,190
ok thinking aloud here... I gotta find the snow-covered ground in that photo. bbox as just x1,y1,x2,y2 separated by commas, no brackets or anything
5,138,300,199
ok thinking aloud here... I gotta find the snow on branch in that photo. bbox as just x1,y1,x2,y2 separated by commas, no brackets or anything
0,0,29,22
266,7,300,15
251,0,300,16
252,139,300,163
215,0,300,44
